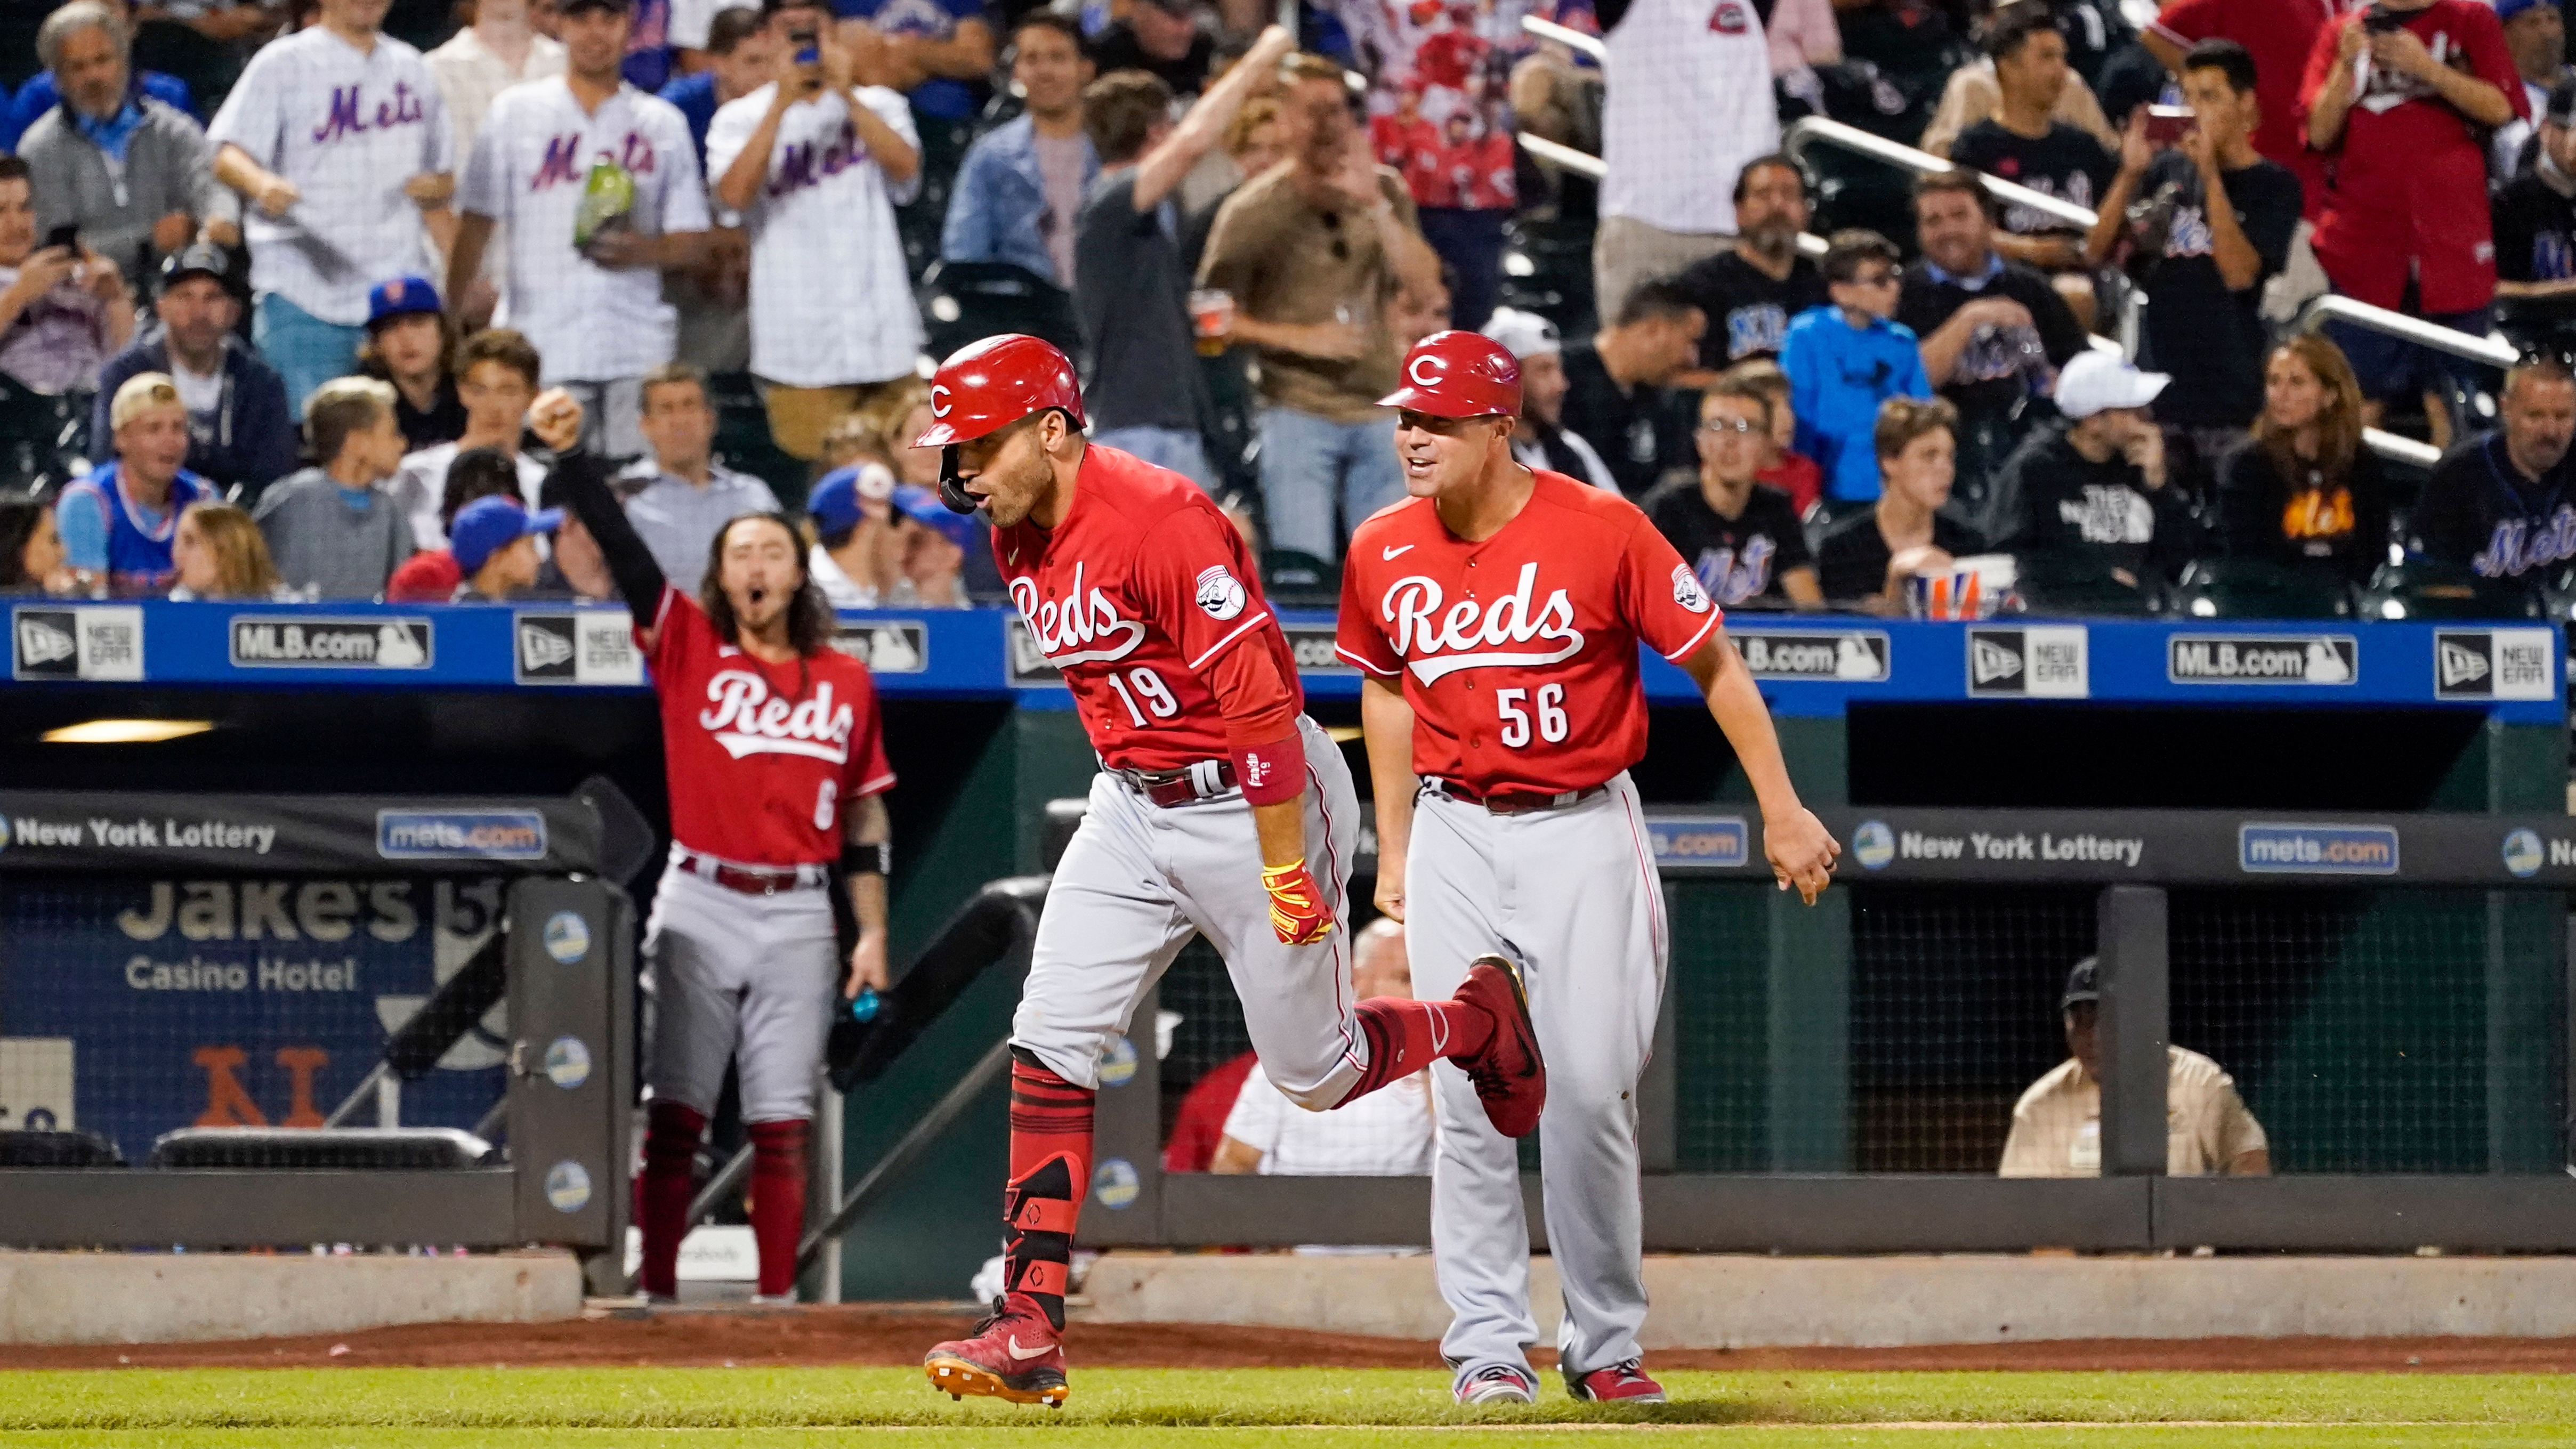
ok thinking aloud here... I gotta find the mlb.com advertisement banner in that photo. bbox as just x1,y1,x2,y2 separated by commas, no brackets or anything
0,792,601,876
0,873,512,1160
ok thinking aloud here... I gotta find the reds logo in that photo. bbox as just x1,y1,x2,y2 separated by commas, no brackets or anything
1383,562,1585,684
1708,0,1748,32
699,672,855,762
1010,562,1148,666
929,385,952,419
1407,353,1449,389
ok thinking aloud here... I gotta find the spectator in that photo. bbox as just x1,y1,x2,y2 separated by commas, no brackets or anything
4,0,199,155
887,482,970,606
1592,0,1778,322
1481,305,1616,490
386,443,526,599
450,0,712,462
2143,0,2336,225
830,0,994,168
1075,32,1293,490
424,0,569,320
167,500,285,599
2413,360,2576,582
1948,3,2115,328
1781,229,1931,505
942,15,1095,290
2488,0,2569,177
2084,40,2300,497
2037,0,2139,96
535,465,619,598
2493,77,2576,342
621,362,780,579
671,0,756,72
0,156,133,394
1089,0,1213,99
208,0,456,419
1766,0,1840,80
625,0,679,93
1557,277,1704,498
19,1,232,300
252,375,416,597
2217,335,2391,587
1815,395,1981,608
0,497,74,593
1920,4,2120,158
1164,1048,1260,1172
1671,155,1826,376
659,4,776,164
1643,373,1823,609
56,372,219,594
358,274,464,450
448,492,560,600
1198,53,1443,560
1988,349,2195,588
1735,359,1822,517
1211,918,1433,1178
1897,169,2087,504
804,458,899,605
389,328,568,547
93,243,297,497
2299,0,2521,439
708,0,920,464
2000,956,2270,1178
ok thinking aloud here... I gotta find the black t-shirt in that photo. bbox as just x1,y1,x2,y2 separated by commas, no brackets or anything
1673,250,1829,369
1559,343,1697,498
2215,437,2392,585
1088,22,1213,96
1949,121,2115,238
2413,431,2576,581
1895,257,2087,424
2137,151,2302,428
2491,166,2576,330
1988,424,2197,582
1815,505,1985,601
1641,476,1815,606
378,371,464,452
1075,167,1199,433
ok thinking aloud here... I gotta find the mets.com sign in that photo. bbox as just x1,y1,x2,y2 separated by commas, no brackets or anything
2237,823,2400,876
375,811,548,862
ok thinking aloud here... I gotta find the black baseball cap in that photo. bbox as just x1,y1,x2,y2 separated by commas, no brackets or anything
559,0,634,17
2061,956,2100,1010
158,241,235,297
2549,74,2576,128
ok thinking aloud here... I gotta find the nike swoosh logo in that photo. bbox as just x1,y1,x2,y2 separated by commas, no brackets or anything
1007,1335,1051,1361
1383,545,1415,560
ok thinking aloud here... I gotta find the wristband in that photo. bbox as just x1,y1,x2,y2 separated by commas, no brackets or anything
1233,732,1305,806
841,840,892,877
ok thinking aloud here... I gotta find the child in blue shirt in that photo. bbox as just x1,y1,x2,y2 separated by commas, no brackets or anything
1780,230,1932,504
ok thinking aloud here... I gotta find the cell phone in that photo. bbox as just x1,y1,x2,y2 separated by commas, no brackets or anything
43,223,77,253
789,25,819,66
2143,104,2194,147
2362,5,2408,33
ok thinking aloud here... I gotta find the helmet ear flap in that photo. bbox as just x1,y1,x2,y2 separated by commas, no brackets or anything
938,444,975,514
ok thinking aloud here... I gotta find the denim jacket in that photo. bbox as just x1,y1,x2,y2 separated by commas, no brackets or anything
939,114,1097,287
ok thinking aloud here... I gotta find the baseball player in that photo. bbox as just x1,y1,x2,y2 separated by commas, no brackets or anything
1338,330,1840,1405
550,449,893,1305
912,334,1545,1409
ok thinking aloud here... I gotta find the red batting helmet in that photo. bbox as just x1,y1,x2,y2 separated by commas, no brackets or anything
1378,329,1522,419
913,333,1086,448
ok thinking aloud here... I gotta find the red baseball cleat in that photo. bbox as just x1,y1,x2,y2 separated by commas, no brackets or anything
1566,1359,1667,1403
1453,954,1546,1138
923,1294,1069,1407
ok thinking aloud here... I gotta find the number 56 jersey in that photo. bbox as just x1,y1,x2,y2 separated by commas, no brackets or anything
1335,470,1721,796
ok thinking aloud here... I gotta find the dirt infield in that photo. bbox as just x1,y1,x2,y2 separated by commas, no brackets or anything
5,1307,2576,1373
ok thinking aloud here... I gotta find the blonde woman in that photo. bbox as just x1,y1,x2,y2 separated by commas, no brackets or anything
168,503,288,600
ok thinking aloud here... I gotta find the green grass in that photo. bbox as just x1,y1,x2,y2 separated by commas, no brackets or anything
2,1368,2573,1446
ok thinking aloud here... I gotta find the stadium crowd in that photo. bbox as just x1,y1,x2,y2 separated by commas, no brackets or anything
0,0,2572,617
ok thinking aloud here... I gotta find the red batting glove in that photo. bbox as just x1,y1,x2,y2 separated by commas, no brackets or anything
1262,859,1335,945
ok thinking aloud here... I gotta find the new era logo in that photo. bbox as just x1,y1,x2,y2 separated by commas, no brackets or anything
2437,638,2488,689
13,605,143,681
519,620,575,673
1966,626,2088,698
2434,630,2555,700
1970,636,2022,685
514,611,644,686
17,616,71,668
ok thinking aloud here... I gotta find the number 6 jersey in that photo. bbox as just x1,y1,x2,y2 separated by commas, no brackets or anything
1335,469,1721,796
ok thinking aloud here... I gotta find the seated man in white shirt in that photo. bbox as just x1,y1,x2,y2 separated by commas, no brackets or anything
1212,917,1435,1178
1998,956,2271,1178
387,328,565,548
620,360,779,581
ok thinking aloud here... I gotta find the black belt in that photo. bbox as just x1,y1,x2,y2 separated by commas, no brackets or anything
1115,758,1238,807
1430,779,1604,816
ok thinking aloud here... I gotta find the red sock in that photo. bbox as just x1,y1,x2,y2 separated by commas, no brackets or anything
1003,1050,1093,1330
746,1119,810,1297
1342,995,1495,1102
637,1100,707,1298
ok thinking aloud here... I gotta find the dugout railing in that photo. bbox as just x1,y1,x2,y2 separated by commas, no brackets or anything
1063,806,2576,1257
0,790,636,1294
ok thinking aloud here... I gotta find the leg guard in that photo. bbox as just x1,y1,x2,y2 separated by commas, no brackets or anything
1003,1047,1093,1330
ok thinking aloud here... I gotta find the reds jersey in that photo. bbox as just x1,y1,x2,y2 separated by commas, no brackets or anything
1336,470,1719,796
995,443,1303,773
641,585,895,866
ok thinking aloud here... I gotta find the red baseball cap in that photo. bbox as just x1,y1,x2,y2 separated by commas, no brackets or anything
1378,329,1523,419
914,333,1086,448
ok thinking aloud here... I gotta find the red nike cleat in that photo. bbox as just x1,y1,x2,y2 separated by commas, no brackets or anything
923,1293,1069,1407
1452,953,1546,1137
1567,1359,1667,1403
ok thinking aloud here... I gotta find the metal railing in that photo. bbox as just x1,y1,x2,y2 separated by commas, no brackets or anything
1522,13,1606,60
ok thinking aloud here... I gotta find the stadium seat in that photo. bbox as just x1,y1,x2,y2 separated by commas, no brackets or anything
148,1126,497,1170
1499,215,1598,341
0,377,95,499
916,260,1083,366
2010,553,2159,617
0,1128,124,1168
2168,557,2354,620
2360,559,2545,621
1262,547,1339,607
704,370,812,511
